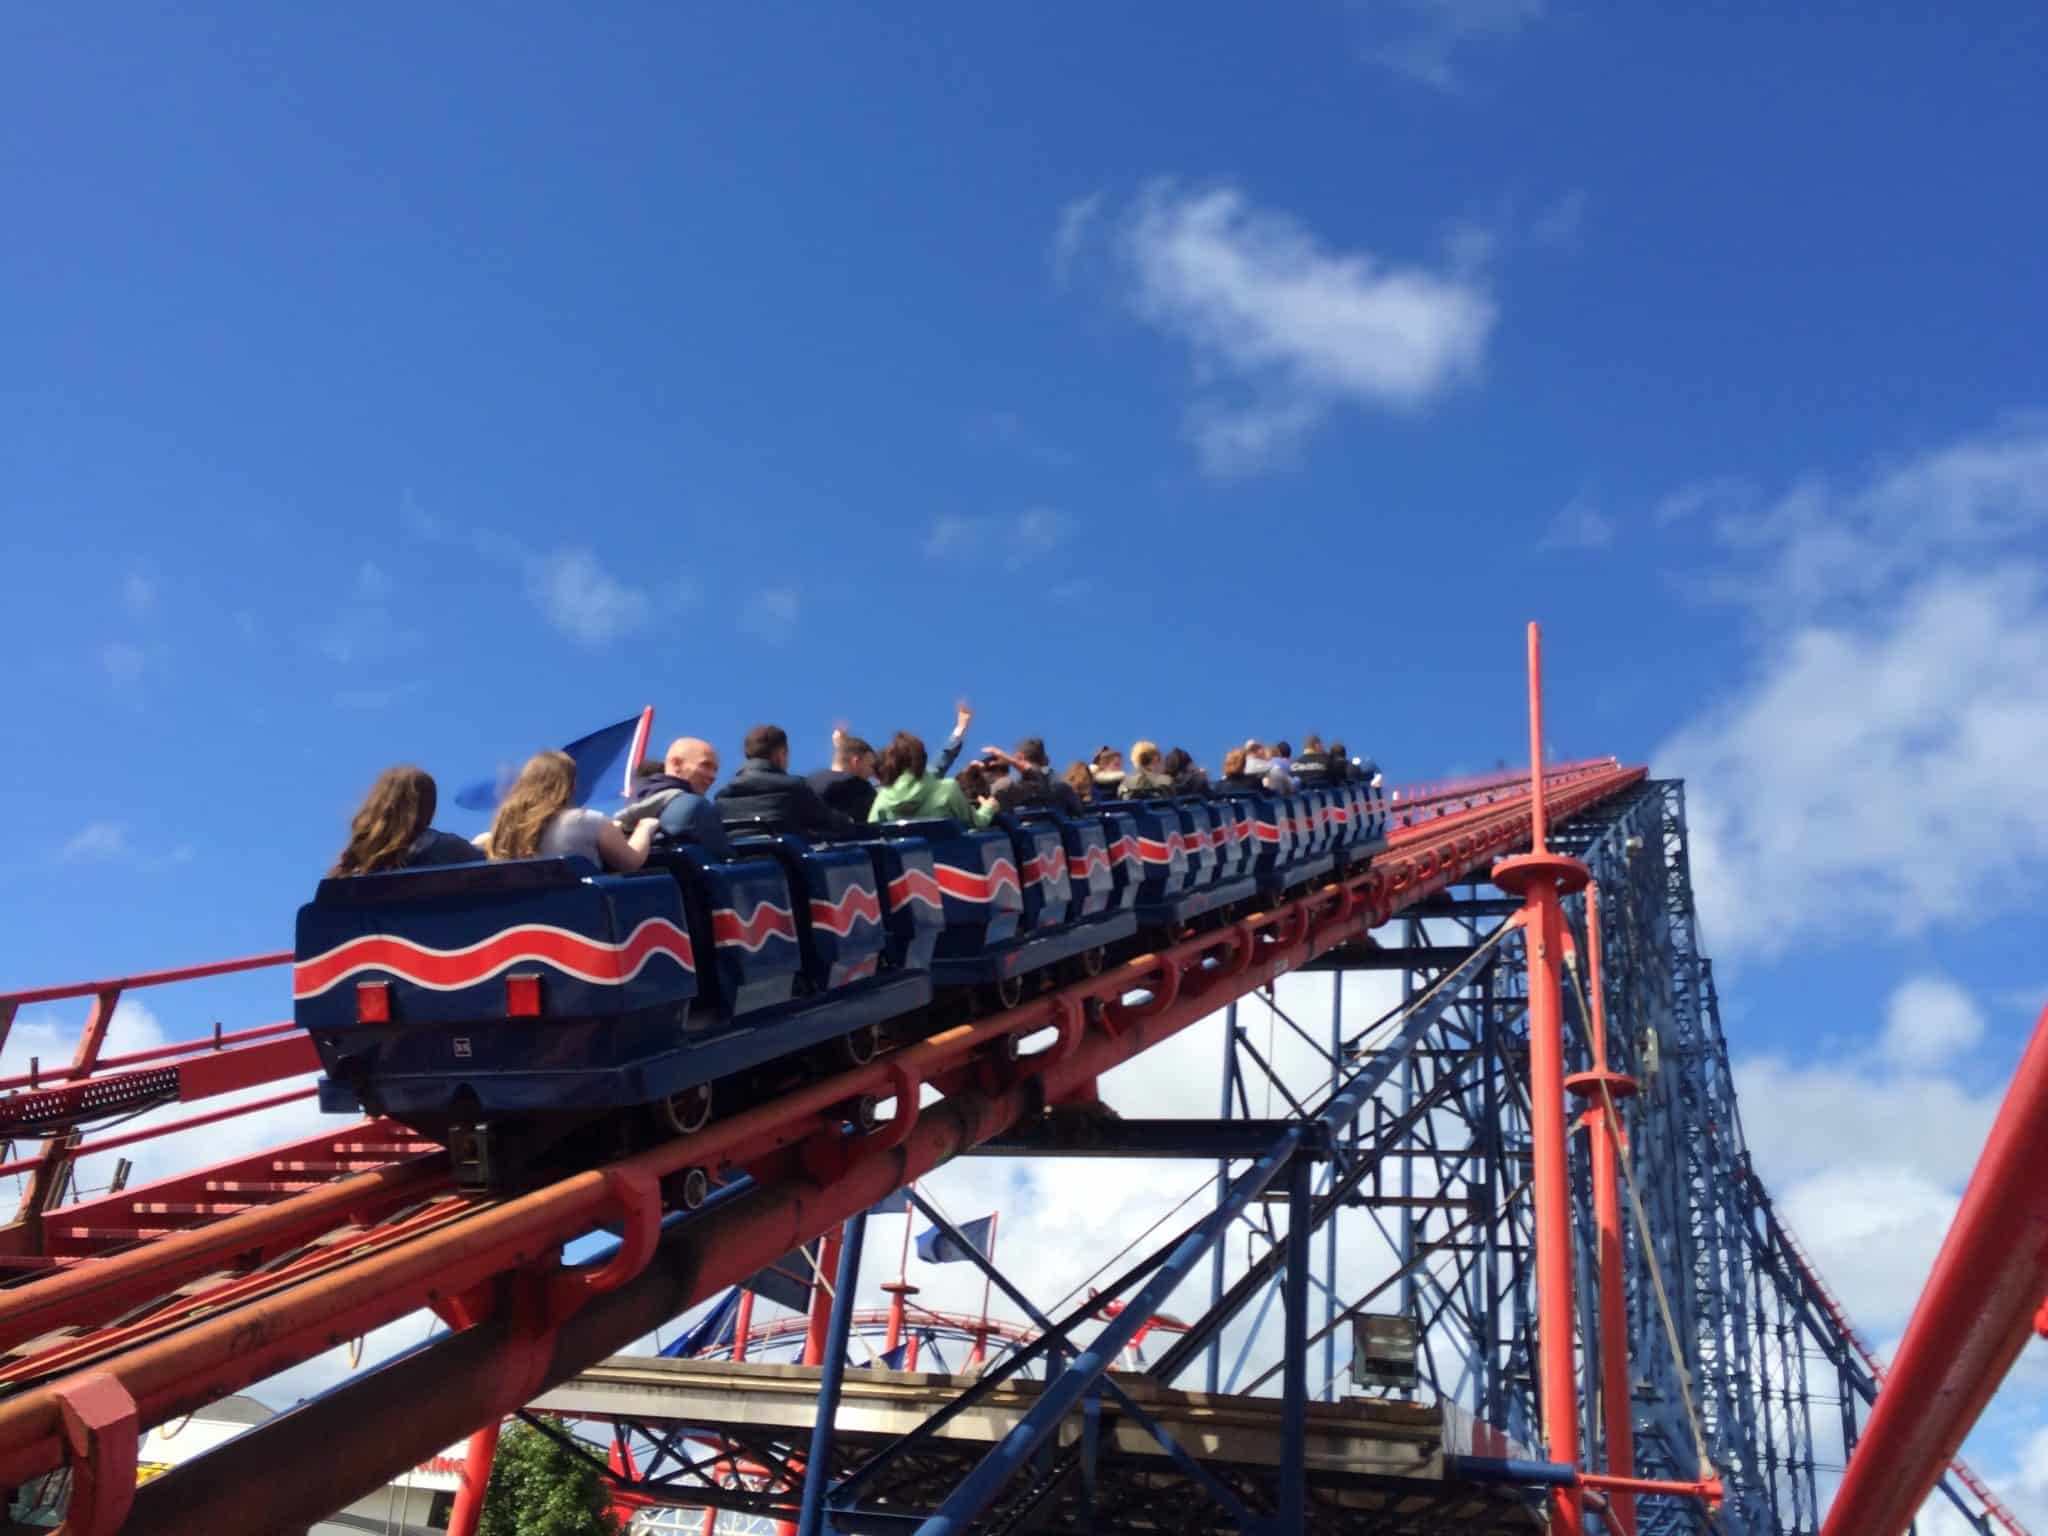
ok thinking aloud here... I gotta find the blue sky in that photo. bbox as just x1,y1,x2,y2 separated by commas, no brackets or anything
4,2,2046,1514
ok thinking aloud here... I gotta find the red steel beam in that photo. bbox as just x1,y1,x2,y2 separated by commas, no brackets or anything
70,764,1645,1532
1819,1003,2048,1536
0,951,291,1010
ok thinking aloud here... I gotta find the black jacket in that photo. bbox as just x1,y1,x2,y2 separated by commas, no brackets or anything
992,767,1084,817
807,767,878,823
716,759,859,839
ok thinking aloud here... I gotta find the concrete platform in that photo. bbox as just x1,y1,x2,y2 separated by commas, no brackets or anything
537,1356,1544,1533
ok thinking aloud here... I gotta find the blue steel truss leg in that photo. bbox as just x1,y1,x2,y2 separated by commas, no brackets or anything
797,1210,867,1536
1324,970,1342,1403
1271,1152,1313,1536
898,1192,1258,1531
911,1132,1307,1536
1209,999,1239,1394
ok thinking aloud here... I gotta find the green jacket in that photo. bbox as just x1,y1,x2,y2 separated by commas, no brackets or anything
869,772,997,828
1118,768,1178,799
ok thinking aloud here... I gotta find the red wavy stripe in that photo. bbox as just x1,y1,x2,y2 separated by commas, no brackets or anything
809,886,883,936
886,869,944,910
1067,849,1112,880
293,918,695,999
711,903,798,952
934,861,1022,903
1254,823,1282,843
1137,836,1186,863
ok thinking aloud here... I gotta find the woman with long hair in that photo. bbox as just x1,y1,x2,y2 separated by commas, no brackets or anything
1062,761,1095,805
867,731,996,827
329,766,480,876
485,751,656,870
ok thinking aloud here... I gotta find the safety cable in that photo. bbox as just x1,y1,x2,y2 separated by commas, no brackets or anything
1565,959,1715,1480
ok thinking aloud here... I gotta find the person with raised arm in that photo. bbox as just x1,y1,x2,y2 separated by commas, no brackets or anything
868,730,998,827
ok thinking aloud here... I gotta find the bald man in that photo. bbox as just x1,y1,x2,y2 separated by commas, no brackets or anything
614,736,733,859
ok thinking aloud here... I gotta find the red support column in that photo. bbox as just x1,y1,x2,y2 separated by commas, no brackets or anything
732,1288,755,1362
1566,882,1639,1536
445,1418,501,1536
881,1281,916,1356
1820,1003,2048,1536
802,1229,844,1368
1492,622,1588,1536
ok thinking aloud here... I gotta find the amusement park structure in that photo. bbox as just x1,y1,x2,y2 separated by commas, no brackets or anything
0,626,2040,1535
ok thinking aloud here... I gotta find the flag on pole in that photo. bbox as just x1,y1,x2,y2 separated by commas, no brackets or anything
855,1343,910,1371
869,1187,911,1216
659,1287,739,1358
915,1215,994,1265
453,707,655,812
741,1239,821,1312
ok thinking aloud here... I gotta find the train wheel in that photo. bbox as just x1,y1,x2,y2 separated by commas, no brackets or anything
1078,946,1106,978
660,1082,714,1137
840,1024,879,1068
994,973,1024,1011
668,1166,710,1211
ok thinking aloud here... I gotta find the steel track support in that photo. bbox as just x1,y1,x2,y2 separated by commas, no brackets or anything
1272,1152,1313,1536
797,1210,867,1536
909,1132,1306,1536
446,1417,502,1536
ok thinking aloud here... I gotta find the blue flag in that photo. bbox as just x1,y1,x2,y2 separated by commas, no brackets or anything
916,1214,994,1265
869,1187,911,1216
742,1240,820,1312
454,707,654,813
660,1287,739,1358
855,1342,909,1371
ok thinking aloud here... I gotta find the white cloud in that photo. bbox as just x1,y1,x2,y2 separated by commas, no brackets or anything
60,822,130,862
1780,1165,1959,1327
526,547,651,647
1051,192,1103,285
1664,566,2048,956
1539,497,1612,552
736,586,801,644
1882,975,1986,1068
1658,419,2048,956
355,561,393,600
1117,183,1495,475
120,572,157,623
1364,0,1548,93
333,683,420,712
99,640,151,683
1530,187,1587,246
924,509,1070,570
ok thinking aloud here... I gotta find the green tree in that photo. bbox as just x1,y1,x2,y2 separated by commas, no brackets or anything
476,1420,623,1536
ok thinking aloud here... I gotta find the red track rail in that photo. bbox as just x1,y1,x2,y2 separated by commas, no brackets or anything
0,761,1636,1532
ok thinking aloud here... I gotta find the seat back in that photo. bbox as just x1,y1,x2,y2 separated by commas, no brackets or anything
862,835,946,973
667,849,801,1019
915,822,1024,957
1175,800,1218,890
1096,810,1142,912
1010,815,1075,931
1048,812,1116,919
1209,797,1250,882
1124,801,1190,904
1240,792,1294,880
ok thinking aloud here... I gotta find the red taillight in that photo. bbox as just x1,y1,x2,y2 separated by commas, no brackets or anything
505,974,543,1017
355,981,391,1025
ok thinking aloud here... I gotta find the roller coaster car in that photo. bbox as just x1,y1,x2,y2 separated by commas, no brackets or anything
290,783,1383,1193
293,843,928,1192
